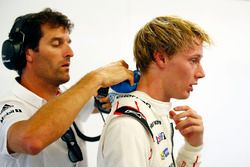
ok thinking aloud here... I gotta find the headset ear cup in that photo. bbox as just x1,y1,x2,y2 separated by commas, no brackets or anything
2,14,33,72
2,39,21,70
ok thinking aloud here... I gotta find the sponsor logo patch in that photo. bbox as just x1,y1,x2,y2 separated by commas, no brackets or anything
116,94,151,108
156,132,166,144
0,105,22,123
150,120,162,128
124,109,146,119
160,147,169,160
0,104,14,114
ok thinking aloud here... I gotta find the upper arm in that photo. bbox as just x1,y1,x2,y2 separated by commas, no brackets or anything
101,115,151,167
0,101,31,155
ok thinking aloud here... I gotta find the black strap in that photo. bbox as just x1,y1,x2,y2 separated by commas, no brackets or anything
114,106,154,140
73,122,100,142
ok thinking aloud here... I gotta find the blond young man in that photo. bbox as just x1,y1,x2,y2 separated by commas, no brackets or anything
97,16,211,167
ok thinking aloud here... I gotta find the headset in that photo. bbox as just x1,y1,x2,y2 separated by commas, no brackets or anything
1,14,33,71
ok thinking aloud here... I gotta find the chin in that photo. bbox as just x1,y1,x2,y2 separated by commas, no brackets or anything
59,76,70,85
175,93,190,100
183,94,190,99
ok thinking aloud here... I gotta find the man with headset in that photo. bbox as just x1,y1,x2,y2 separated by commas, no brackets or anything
97,16,211,167
0,8,133,167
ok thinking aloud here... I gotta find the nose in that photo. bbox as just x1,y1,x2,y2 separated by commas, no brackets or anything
196,64,205,79
64,44,74,58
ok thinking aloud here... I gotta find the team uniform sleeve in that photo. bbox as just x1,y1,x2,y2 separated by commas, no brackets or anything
0,101,29,156
176,142,203,167
99,115,151,167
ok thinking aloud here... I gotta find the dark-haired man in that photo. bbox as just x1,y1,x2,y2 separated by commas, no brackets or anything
0,8,133,167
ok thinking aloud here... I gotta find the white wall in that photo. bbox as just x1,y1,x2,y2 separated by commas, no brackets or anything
1,0,250,166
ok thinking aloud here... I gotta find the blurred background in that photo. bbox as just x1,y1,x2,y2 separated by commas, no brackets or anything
1,0,250,166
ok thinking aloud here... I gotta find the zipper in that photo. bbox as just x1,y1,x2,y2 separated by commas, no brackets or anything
170,122,176,167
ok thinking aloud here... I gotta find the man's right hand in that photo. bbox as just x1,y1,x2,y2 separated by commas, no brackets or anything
93,60,134,88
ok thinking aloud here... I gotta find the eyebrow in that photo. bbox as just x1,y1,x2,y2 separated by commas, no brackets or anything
50,37,71,43
192,54,203,58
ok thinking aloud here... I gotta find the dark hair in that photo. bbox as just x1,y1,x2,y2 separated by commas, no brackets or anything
14,8,74,75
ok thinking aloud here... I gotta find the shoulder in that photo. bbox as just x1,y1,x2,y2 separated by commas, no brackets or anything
98,113,152,167
0,96,27,112
103,113,151,146
101,115,150,152
0,97,29,124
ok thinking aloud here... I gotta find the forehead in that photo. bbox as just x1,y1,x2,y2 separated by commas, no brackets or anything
40,24,69,39
174,43,203,59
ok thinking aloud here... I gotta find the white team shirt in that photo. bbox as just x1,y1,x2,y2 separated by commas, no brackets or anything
0,79,92,167
97,91,202,167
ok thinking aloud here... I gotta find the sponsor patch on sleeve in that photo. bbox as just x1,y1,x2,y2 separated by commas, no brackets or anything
0,104,23,123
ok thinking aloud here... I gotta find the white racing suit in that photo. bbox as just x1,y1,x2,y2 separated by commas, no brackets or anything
97,91,202,167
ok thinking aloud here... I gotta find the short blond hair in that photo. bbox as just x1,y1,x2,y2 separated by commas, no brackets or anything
133,16,211,73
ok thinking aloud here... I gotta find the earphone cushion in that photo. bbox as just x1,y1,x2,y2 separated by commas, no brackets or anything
2,39,21,70
111,70,141,93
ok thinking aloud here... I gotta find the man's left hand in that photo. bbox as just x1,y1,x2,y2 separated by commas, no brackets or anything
170,105,204,147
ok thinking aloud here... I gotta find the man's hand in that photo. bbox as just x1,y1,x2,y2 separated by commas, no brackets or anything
169,105,204,147
98,97,111,110
93,60,134,88
94,96,111,114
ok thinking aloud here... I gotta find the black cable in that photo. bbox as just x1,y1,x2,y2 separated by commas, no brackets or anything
73,87,110,142
100,111,106,123
73,122,100,142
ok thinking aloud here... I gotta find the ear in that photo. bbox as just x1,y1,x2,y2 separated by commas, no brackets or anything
25,48,34,63
153,51,167,68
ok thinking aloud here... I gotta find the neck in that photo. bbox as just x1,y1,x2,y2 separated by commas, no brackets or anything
136,69,170,102
20,72,60,101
